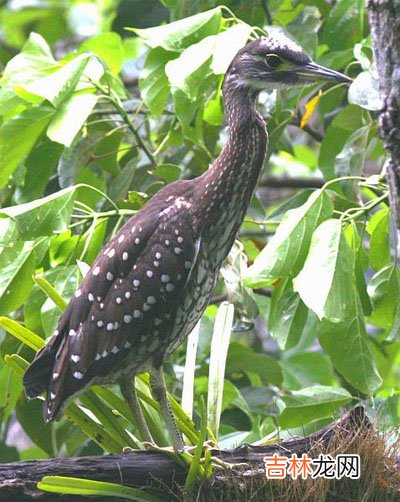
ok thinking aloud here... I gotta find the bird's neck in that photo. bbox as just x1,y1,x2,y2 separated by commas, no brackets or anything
195,85,268,225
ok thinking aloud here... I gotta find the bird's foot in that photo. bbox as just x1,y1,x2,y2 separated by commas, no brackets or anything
123,442,246,472
122,446,142,453
142,441,176,453
204,456,248,471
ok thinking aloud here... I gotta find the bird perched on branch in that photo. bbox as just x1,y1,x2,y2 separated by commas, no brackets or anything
24,32,351,452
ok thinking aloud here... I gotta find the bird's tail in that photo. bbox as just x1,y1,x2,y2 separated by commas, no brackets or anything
23,332,71,422
23,344,55,400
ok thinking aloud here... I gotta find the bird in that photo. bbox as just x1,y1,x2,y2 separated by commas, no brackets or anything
23,32,351,452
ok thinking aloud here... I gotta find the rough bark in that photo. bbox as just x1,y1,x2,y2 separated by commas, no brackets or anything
368,0,400,228
0,407,369,501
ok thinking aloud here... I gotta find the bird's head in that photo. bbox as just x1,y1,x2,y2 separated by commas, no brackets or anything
224,31,351,93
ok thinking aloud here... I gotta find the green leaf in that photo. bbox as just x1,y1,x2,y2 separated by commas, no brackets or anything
203,95,223,126
0,364,23,424
21,31,53,58
79,390,137,450
195,376,252,418
40,266,78,336
139,48,176,115
241,386,285,417
318,305,382,393
367,208,390,270
165,36,214,99
4,354,124,454
0,186,77,239
154,164,182,183
80,32,124,75
293,219,354,322
16,398,53,456
130,8,222,51
277,385,352,428
171,88,198,131
348,71,383,111
244,190,333,287
185,399,207,491
320,0,362,50
344,222,371,315
334,126,369,181
33,275,68,311
207,302,234,440
269,279,308,350
0,317,44,351
210,23,253,74
282,352,334,390
22,54,91,107
226,342,282,386
368,265,400,331
1,33,56,108
16,139,63,203
0,107,55,187
38,477,166,501
319,105,363,180
47,92,98,147
0,241,36,314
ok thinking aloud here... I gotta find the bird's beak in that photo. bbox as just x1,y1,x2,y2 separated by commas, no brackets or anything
294,62,352,84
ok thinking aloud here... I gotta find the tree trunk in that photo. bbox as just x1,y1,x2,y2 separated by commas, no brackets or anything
0,407,370,501
368,0,400,229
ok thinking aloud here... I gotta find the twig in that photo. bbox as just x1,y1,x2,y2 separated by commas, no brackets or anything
260,0,273,25
259,176,324,189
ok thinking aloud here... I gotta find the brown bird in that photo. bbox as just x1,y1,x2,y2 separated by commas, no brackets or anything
23,33,351,452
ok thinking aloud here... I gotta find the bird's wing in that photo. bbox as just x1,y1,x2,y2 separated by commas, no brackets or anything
25,193,200,421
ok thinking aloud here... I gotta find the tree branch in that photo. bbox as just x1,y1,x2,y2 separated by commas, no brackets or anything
0,407,372,500
259,176,324,189
260,0,273,25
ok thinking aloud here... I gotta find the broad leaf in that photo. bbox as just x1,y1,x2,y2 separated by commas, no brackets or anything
140,48,176,115
277,385,351,428
367,208,390,270
319,105,363,180
80,32,124,75
318,300,382,393
320,0,362,50
16,398,54,456
226,342,282,386
0,107,55,187
47,92,98,147
282,352,335,390
131,8,221,51
368,264,400,331
22,54,91,107
334,126,369,182
0,241,36,314
244,190,333,287
211,23,253,74
269,279,308,350
348,70,383,111
165,36,214,99
293,219,354,322
0,187,77,239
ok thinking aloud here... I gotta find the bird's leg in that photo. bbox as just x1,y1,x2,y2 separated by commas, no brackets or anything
119,375,154,445
150,366,185,453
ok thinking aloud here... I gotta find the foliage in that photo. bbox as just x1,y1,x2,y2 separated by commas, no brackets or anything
0,0,398,496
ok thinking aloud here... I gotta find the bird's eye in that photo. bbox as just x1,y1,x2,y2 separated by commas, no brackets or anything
265,54,283,69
